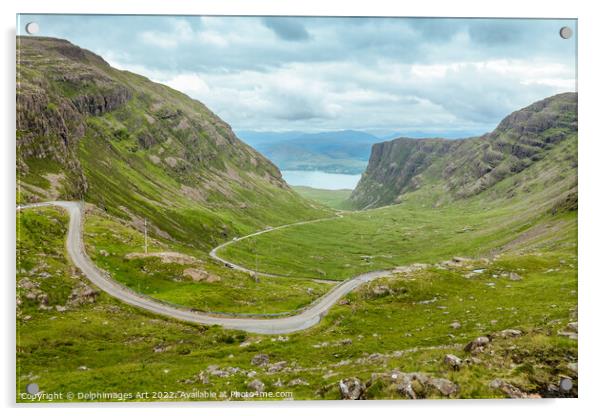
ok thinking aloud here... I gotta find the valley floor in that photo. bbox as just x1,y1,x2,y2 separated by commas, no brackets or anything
16,199,577,401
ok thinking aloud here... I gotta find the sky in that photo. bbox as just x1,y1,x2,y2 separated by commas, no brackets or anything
18,15,577,137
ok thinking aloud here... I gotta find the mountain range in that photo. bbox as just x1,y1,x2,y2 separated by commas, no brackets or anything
237,130,382,174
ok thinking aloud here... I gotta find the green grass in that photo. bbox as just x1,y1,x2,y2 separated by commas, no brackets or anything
217,134,577,281
17,36,332,249
15,38,578,402
17,206,577,401
83,208,332,314
292,186,355,210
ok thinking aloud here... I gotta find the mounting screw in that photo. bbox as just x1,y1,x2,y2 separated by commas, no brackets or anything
559,26,573,39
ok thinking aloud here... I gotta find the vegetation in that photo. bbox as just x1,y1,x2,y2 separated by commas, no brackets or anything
83,208,332,314
219,133,576,280
17,207,577,401
292,186,354,210
17,36,331,252
15,37,578,402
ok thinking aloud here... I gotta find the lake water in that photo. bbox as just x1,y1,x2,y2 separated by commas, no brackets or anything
282,170,362,190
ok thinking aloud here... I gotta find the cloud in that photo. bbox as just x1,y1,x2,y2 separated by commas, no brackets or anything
19,14,577,134
262,17,310,41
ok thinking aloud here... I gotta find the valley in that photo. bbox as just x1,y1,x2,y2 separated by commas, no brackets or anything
16,36,577,401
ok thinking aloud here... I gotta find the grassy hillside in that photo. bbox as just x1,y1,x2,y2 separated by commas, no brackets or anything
219,130,576,280
17,37,330,250
16,39,577,402
17,207,577,401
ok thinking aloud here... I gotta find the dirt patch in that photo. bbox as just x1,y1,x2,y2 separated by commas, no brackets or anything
43,173,65,199
183,268,221,283
125,251,201,265
165,156,184,168
180,184,206,202
495,220,568,253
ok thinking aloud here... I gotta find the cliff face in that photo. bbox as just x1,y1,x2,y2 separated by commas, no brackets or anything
350,138,459,209
17,39,135,194
17,37,326,246
349,93,577,209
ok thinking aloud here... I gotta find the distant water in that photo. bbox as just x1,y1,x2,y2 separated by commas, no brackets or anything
282,170,361,190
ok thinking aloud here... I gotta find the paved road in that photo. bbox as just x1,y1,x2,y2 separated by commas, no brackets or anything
17,201,391,334
209,212,343,283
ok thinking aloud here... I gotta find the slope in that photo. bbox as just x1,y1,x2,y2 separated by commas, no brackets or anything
16,36,329,250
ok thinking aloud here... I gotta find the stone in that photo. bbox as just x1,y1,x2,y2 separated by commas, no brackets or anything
288,378,309,386
371,285,391,296
490,379,527,399
498,329,522,338
464,336,490,353
339,377,365,400
509,272,523,281
450,321,462,330
558,321,578,339
444,354,463,370
267,361,287,373
153,344,171,353
247,379,265,393
251,353,269,366
429,378,459,396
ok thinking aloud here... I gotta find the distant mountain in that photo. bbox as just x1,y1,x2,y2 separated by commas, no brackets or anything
16,37,328,248
237,130,382,174
349,93,577,209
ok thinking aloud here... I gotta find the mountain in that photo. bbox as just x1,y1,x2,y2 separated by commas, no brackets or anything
16,37,328,248
349,93,578,209
237,130,381,174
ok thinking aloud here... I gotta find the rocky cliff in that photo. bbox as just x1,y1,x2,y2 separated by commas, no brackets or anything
349,93,577,209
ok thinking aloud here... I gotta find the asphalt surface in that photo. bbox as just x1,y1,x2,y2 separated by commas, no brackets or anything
17,201,391,334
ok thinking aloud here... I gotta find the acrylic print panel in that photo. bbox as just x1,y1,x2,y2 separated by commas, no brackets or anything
16,15,577,402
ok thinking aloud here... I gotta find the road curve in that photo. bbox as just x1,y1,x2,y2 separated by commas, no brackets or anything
209,212,342,282
17,201,391,334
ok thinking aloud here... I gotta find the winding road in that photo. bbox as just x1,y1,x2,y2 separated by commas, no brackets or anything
17,201,392,334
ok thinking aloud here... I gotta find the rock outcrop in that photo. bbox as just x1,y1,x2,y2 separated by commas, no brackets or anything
349,93,577,209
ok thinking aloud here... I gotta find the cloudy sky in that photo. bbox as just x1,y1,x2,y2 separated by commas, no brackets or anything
19,15,577,136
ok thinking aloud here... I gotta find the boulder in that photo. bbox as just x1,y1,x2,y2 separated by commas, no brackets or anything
371,285,392,296
429,378,459,396
251,353,269,366
247,379,265,393
392,372,458,399
497,329,522,338
490,379,528,398
443,354,463,370
288,378,309,387
267,361,287,373
339,377,365,400
558,321,578,339
464,336,490,353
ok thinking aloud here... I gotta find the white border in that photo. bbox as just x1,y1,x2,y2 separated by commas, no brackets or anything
2,1,600,416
